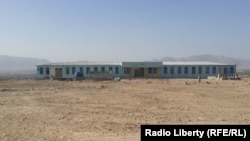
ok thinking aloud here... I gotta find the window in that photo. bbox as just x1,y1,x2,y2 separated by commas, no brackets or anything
115,67,119,74
72,67,76,74
109,67,113,73
46,67,49,75
101,67,105,72
39,67,44,74
178,67,182,74
124,67,130,74
206,67,209,74
153,68,157,74
86,67,90,74
170,67,174,74
184,67,188,74
148,68,152,74
192,67,196,74
164,67,167,74
230,67,234,73
66,67,70,75
224,68,228,74
198,67,202,74
212,67,216,74
149,68,157,74
94,67,98,72
80,67,83,72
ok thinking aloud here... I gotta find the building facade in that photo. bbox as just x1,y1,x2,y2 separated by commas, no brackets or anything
37,62,236,79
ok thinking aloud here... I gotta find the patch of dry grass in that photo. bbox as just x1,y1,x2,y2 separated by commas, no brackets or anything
0,78,249,140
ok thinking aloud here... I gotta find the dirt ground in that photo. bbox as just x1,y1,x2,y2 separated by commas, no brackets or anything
0,78,250,141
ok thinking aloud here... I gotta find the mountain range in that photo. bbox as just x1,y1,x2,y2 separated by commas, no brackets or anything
0,54,250,73
0,55,50,72
154,54,250,71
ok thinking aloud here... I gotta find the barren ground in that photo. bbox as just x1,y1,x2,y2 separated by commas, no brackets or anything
0,78,250,141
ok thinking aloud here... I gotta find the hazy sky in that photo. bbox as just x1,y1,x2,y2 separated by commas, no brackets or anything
0,0,249,62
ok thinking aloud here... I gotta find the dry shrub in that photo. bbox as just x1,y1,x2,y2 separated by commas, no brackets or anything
0,88,17,92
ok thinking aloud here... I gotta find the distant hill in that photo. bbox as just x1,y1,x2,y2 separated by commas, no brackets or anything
156,54,250,71
0,55,50,72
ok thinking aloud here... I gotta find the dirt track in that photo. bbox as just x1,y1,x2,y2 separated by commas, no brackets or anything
0,78,250,141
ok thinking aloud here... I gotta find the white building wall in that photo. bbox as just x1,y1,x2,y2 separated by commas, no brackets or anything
37,66,50,79
37,63,236,79
53,65,123,79
160,65,220,78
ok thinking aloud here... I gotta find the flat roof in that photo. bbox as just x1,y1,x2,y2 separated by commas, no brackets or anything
162,62,229,65
122,62,162,67
38,61,235,66
40,62,122,66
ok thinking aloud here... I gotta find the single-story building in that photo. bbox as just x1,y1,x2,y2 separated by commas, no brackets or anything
37,61,237,79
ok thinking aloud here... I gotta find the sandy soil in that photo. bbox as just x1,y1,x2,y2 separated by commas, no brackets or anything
0,78,250,141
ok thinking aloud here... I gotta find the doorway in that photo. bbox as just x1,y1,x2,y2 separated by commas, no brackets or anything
55,68,63,78
134,68,144,77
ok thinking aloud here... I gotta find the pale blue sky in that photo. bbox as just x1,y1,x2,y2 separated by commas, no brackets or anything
0,0,249,62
